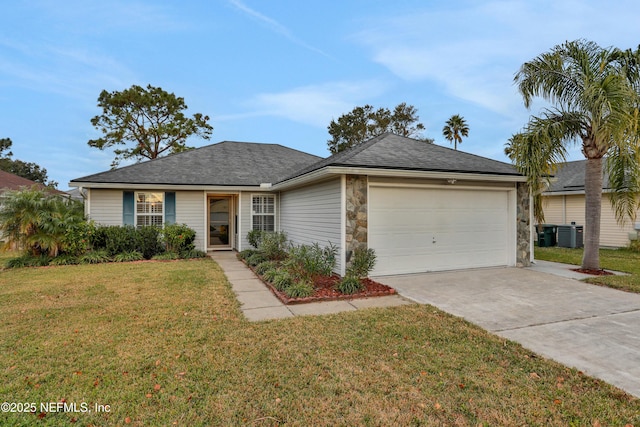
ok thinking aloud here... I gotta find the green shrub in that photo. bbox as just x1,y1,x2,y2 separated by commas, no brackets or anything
258,231,288,260
337,276,364,294
247,229,263,249
62,221,96,256
346,247,377,279
238,249,258,260
163,223,196,253
137,226,163,259
180,249,207,259
5,255,36,269
80,250,111,264
262,268,279,283
103,225,139,255
89,225,109,250
629,240,640,252
272,270,293,291
284,280,314,298
113,251,144,262
152,251,180,261
50,254,79,266
247,252,267,267
255,260,278,275
284,242,337,282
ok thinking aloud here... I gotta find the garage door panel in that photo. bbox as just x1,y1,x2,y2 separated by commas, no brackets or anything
369,187,510,275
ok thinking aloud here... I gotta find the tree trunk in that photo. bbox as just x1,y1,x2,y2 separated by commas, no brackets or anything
582,157,603,270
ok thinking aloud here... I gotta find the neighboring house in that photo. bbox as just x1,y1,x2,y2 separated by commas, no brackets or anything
0,169,66,200
542,160,640,247
69,133,531,276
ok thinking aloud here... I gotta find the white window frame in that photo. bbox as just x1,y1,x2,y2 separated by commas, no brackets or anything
135,192,164,227
251,194,275,232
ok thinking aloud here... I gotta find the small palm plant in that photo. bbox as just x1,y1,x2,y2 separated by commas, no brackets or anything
0,188,84,256
442,114,469,150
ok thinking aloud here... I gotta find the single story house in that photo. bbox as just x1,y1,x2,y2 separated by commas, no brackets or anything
542,160,640,247
70,133,531,276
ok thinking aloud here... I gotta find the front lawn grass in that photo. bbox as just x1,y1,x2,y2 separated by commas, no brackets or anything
1,258,638,425
535,246,640,293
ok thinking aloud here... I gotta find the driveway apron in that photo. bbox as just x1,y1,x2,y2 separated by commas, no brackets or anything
377,267,640,398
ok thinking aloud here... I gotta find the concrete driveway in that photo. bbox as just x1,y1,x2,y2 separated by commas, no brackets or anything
377,267,640,397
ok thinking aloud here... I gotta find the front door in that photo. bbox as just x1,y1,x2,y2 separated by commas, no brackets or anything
208,197,231,249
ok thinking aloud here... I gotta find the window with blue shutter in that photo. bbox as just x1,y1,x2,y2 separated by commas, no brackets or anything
164,192,176,224
123,191,134,225
124,191,174,227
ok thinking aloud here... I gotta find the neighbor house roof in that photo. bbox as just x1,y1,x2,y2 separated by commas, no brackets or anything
0,169,65,195
280,133,521,182
70,141,323,187
544,160,610,194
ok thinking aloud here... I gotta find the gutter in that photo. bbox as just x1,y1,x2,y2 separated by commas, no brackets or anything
272,166,526,191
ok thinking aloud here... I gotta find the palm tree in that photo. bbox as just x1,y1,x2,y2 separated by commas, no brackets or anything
442,114,469,150
0,188,84,256
506,40,640,270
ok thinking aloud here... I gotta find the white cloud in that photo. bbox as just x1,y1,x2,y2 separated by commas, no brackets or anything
218,81,388,127
27,0,184,33
227,0,331,58
0,39,136,99
353,0,640,117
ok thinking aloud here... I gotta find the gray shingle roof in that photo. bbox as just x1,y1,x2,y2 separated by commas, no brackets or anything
281,133,520,182
71,134,522,187
545,160,609,193
71,141,322,186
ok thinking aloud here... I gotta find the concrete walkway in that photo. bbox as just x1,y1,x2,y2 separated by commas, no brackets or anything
377,264,640,398
208,251,412,322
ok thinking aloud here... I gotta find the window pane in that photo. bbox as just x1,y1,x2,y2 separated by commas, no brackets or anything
136,192,163,228
264,215,274,232
252,215,262,231
265,197,274,214
252,195,275,231
137,214,162,227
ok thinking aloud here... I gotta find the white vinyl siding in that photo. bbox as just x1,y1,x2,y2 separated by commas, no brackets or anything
238,192,252,251
280,178,342,274
176,191,206,251
542,196,565,225
236,192,278,251
87,189,123,226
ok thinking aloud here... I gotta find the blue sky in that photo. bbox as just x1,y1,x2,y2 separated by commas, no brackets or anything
1,0,639,189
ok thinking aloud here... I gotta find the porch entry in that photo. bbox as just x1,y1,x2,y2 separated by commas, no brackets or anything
207,195,236,250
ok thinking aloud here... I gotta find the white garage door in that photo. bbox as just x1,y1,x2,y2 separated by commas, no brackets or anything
369,186,511,275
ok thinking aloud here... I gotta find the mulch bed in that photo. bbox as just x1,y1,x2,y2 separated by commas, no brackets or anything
268,274,396,305
571,268,614,276
244,262,396,304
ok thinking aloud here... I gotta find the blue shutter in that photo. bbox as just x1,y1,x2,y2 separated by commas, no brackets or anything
164,192,176,224
123,191,134,225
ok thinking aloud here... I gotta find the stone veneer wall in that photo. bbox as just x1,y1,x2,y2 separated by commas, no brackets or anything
516,182,531,267
345,175,368,265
